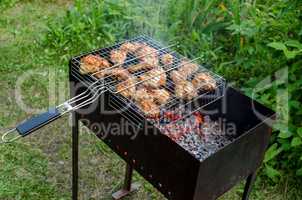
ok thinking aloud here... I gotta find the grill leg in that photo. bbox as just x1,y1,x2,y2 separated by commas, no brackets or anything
112,163,141,200
72,112,79,200
242,172,257,200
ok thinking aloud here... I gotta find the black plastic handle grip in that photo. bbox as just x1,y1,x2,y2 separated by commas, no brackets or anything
16,108,61,137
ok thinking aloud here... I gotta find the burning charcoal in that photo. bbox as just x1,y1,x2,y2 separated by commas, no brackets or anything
159,114,235,161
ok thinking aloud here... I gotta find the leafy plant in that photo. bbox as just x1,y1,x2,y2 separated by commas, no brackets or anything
0,0,19,10
268,40,302,59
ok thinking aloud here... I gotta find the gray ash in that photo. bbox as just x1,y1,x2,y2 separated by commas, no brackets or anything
156,112,235,161
178,130,235,161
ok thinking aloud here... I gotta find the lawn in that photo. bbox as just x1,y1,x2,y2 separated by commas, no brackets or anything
0,0,301,200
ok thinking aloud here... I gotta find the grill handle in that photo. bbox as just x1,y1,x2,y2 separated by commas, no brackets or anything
1,108,62,143
16,108,61,136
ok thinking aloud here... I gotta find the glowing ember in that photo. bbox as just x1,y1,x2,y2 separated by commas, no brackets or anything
149,108,235,161
157,111,204,141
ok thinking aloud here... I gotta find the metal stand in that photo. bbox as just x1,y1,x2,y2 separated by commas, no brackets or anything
112,164,141,200
242,172,257,200
72,112,79,200
71,113,139,200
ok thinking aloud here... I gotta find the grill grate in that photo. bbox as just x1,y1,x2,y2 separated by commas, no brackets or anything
70,36,182,86
70,35,226,126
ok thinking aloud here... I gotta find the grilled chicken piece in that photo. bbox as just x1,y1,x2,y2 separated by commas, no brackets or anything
134,87,168,117
170,60,199,83
150,88,170,105
178,60,199,78
139,68,166,88
110,49,127,65
170,70,186,83
134,43,157,57
161,53,174,66
133,88,154,103
127,63,155,73
138,99,160,118
140,55,159,67
94,68,113,79
192,72,217,91
120,42,142,53
116,78,136,98
134,43,159,67
175,81,198,101
80,54,111,74
111,67,131,80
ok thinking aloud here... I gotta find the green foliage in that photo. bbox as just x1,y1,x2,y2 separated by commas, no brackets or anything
262,38,302,180
0,0,19,10
43,0,302,182
44,0,154,56
45,0,128,54
268,40,302,59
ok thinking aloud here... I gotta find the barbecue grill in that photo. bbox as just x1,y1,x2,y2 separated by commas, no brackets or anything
1,35,275,200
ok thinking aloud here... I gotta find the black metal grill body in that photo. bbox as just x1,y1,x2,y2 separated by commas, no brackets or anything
70,71,274,200
68,36,275,199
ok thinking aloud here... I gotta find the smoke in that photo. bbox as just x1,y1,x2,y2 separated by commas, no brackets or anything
126,0,172,43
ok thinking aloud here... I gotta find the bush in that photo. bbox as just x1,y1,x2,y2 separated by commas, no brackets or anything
44,0,302,181
0,0,19,10
45,0,134,54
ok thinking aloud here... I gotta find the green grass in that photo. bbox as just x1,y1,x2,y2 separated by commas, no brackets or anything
0,143,64,200
0,0,301,199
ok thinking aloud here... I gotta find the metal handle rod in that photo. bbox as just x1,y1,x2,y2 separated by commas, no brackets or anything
61,85,105,109
63,87,106,113
57,81,101,108
1,87,106,144
1,128,22,144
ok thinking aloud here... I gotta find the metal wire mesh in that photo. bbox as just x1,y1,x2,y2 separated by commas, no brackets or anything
70,35,226,126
